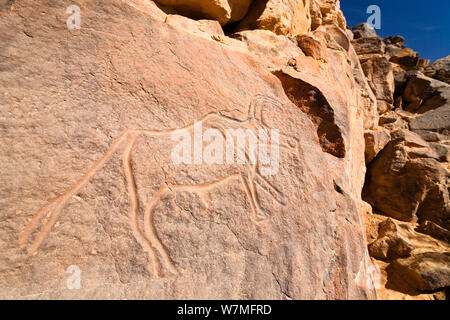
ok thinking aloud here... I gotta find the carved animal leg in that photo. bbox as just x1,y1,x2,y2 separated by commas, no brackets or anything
239,171,267,223
254,172,285,206
19,130,134,255
143,185,178,278
121,133,162,278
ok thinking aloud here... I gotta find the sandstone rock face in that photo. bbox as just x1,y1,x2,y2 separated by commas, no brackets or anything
378,112,409,131
425,55,450,84
231,29,304,67
364,129,390,163
0,0,375,299
361,57,395,114
235,0,312,36
296,34,327,62
402,73,450,114
390,48,420,69
388,252,450,291
369,218,414,260
155,0,253,25
418,221,450,243
351,19,450,300
363,130,449,226
409,106,450,134
235,0,345,36
165,14,225,39
352,23,377,39
352,37,385,61
311,0,346,30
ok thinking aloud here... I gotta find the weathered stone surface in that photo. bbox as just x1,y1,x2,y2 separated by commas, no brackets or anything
389,48,420,69
384,36,405,48
370,214,450,299
235,0,345,36
352,37,385,58
361,57,395,114
385,44,402,61
364,129,390,163
409,106,450,133
231,29,304,67
165,14,225,38
323,24,350,52
379,112,408,131
388,252,450,291
369,218,414,260
0,0,375,299
345,28,354,41
403,73,450,114
235,0,312,35
412,130,449,143
296,34,327,62
346,44,379,130
349,18,450,300
311,0,346,30
156,0,253,25
425,55,450,84
394,70,422,89
417,221,450,243
363,130,449,226
352,23,377,39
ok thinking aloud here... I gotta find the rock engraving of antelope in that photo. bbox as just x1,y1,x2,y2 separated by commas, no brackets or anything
19,95,298,278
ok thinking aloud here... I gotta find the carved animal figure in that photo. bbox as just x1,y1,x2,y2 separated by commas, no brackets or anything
19,95,297,277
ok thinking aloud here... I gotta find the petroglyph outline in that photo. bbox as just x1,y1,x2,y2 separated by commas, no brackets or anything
18,95,295,278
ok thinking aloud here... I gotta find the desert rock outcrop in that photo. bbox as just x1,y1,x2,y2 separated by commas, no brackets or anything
353,24,450,300
425,55,450,84
234,0,345,36
1,0,447,301
0,0,376,299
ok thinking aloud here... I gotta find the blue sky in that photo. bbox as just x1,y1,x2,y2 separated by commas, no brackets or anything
341,0,450,62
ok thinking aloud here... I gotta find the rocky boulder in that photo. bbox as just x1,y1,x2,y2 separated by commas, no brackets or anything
389,48,422,70
155,0,253,25
165,14,225,38
235,0,313,35
364,129,390,163
369,218,414,260
378,111,409,131
363,130,449,227
388,252,450,291
231,29,304,67
311,0,346,30
402,73,450,114
352,23,377,39
296,34,328,62
234,0,346,36
361,57,395,114
409,106,450,134
352,37,386,62
384,36,405,48
417,221,450,243
425,55,450,84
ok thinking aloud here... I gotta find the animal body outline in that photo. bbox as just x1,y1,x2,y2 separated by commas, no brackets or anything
18,95,297,278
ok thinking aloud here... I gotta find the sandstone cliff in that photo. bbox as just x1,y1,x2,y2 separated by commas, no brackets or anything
351,23,449,300
0,0,447,300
